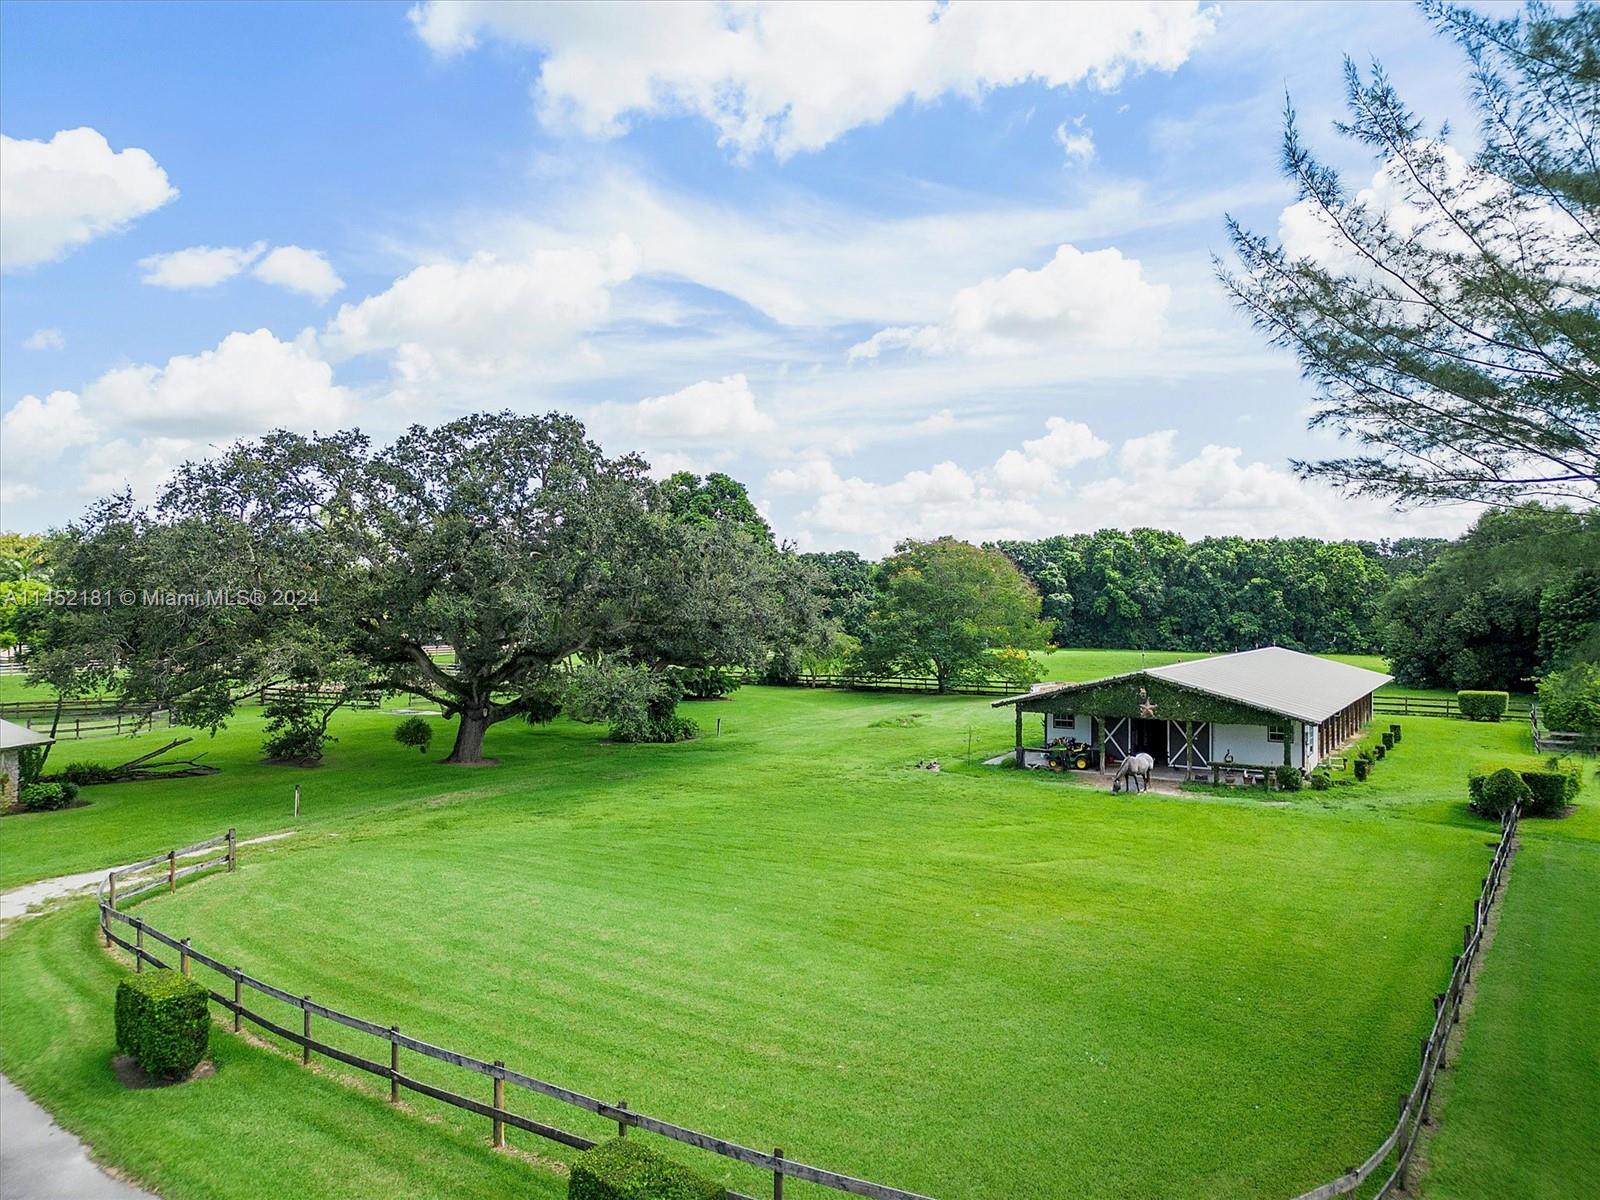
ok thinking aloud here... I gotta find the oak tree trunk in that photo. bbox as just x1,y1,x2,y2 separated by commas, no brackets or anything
444,705,491,764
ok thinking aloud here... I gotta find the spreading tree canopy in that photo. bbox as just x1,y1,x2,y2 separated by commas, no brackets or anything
30,413,820,763
1221,1,1600,507
857,537,1051,692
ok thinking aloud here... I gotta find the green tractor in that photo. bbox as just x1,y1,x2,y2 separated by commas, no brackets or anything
1046,739,1096,772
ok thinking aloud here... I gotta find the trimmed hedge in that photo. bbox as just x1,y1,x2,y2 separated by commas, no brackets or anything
1354,757,1371,782
568,1139,724,1200
1275,765,1303,792
115,970,210,1079
1468,760,1582,818
1457,690,1509,721
1389,723,1402,743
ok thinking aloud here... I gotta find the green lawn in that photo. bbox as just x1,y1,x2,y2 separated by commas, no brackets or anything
0,683,1571,1200
1421,802,1600,1199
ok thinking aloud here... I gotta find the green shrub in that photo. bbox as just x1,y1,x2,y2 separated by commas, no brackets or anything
1389,723,1402,743
1380,731,1394,751
1471,767,1532,820
674,666,740,700
1275,765,1303,792
115,970,209,1079
567,1138,723,1200
47,761,121,787
393,716,434,755
1517,762,1582,817
1354,757,1371,782
1537,664,1600,734
17,781,78,811
1373,742,1386,760
1310,769,1332,791
1457,690,1509,721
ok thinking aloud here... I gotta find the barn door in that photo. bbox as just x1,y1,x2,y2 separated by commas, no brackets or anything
1168,721,1212,769
1103,717,1131,764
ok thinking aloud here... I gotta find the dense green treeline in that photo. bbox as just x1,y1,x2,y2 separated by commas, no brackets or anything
988,530,1442,655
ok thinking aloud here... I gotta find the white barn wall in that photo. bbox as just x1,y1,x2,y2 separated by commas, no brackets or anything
1047,712,1090,742
1212,722,1306,769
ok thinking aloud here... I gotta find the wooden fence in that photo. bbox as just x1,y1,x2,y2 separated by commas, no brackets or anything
1529,705,1598,754
5,707,172,740
743,671,1023,697
1288,804,1520,1200
1372,694,1532,719
97,837,937,1200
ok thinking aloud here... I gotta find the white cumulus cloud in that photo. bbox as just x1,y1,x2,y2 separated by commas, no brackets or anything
1,127,176,270
322,236,639,382
410,1,1217,159
849,243,1169,360
631,373,775,440
22,328,65,351
993,418,1110,493
253,245,344,301
140,242,266,289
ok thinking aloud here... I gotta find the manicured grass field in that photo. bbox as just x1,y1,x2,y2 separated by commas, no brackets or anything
1422,808,1600,1199
0,680,1567,1200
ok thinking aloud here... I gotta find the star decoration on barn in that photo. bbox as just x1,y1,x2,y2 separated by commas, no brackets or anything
1138,687,1157,718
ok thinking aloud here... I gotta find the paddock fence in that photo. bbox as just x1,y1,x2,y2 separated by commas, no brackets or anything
3,706,173,740
1529,705,1598,755
1289,804,1520,1200
97,837,937,1200
1371,694,1532,719
737,671,1022,697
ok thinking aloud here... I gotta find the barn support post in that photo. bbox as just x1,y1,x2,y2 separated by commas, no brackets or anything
1013,705,1024,769
1184,720,1194,781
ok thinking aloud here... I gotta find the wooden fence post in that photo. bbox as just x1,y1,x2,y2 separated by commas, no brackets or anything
302,997,312,1065
493,1061,505,1148
168,850,177,894
616,1099,628,1138
773,1148,784,1200
227,827,237,872
134,921,144,972
389,1027,400,1103
233,968,242,1032
293,784,300,818
180,938,190,977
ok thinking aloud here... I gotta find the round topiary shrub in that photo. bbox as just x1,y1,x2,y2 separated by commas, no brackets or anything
393,716,434,756
1472,767,1532,819
1310,769,1332,791
1275,765,1303,792
115,970,210,1079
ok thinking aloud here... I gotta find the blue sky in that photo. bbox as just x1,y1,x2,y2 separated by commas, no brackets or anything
1,1,1504,552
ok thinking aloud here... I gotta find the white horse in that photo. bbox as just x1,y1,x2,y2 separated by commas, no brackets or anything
1111,753,1155,794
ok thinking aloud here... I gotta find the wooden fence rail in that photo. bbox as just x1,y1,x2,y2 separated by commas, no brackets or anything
739,671,1023,697
1288,804,1520,1200
97,836,937,1200
1372,695,1532,719
99,815,1521,1200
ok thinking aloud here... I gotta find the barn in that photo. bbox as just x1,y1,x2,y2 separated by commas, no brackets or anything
993,647,1391,778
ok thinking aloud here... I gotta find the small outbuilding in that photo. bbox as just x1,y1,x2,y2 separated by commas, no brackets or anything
993,646,1391,777
0,718,54,808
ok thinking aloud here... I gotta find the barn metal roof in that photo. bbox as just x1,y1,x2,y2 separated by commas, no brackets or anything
0,718,55,750
994,646,1392,724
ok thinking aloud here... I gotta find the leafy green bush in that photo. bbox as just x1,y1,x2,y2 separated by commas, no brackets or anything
565,661,699,744
48,761,121,786
1310,769,1332,791
1536,664,1600,734
1457,690,1509,721
567,1138,723,1200
393,716,434,755
1470,767,1532,819
115,970,209,1079
675,666,739,700
1275,765,1303,792
261,691,337,763
1517,761,1582,817
1354,756,1371,782
17,781,78,811
1389,723,1402,743
1380,731,1394,751
1373,742,1386,760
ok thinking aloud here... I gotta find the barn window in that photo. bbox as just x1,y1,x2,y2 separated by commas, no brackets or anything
1268,729,1286,743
